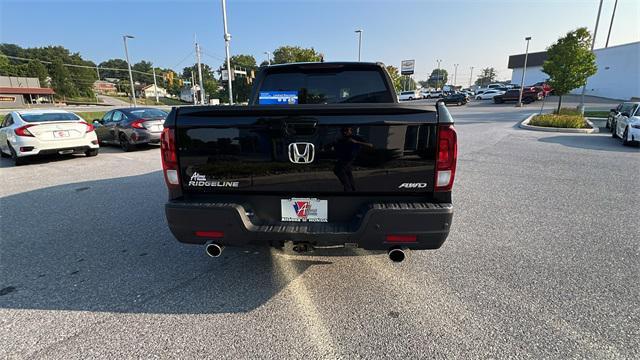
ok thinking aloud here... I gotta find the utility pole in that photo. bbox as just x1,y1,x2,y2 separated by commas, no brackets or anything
453,63,459,87
122,35,136,107
517,36,532,107
96,65,100,80
221,0,234,105
195,36,206,105
469,66,474,87
264,51,271,65
152,67,159,104
606,0,618,48
436,59,442,90
355,29,363,61
579,0,603,114
191,71,197,105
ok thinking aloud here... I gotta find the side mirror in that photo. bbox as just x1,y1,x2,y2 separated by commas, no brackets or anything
93,120,102,126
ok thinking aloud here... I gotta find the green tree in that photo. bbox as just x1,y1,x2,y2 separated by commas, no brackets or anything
272,46,322,64
385,65,402,92
49,58,77,98
132,60,153,84
26,60,49,85
98,58,129,79
475,67,497,87
426,68,448,88
542,27,597,112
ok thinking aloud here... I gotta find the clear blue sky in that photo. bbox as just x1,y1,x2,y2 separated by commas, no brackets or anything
1,0,639,84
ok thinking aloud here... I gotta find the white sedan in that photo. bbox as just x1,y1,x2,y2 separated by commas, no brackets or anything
475,89,505,100
613,103,640,146
0,110,99,165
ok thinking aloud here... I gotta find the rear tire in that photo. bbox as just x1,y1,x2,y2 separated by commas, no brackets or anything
457,101,462,106
612,126,618,138
119,134,134,152
85,149,99,157
9,146,27,166
0,148,10,158
622,127,630,146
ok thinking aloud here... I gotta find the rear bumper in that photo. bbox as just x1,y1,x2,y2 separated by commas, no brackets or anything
11,135,99,157
131,130,161,144
165,201,453,250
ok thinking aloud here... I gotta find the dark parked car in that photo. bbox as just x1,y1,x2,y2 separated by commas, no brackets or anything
441,93,468,106
493,88,542,104
94,108,168,151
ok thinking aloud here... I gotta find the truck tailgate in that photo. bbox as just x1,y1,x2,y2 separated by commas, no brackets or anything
170,104,442,195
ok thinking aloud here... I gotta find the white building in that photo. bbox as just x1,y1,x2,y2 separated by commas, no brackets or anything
141,84,167,98
179,85,200,103
508,41,640,100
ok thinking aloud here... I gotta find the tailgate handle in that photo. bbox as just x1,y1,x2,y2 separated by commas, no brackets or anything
285,119,317,136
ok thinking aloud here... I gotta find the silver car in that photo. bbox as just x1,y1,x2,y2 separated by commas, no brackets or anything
94,108,167,152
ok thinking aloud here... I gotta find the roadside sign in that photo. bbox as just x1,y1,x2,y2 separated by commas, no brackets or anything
401,60,415,75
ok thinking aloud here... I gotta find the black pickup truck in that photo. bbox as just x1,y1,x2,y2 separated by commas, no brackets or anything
161,62,457,262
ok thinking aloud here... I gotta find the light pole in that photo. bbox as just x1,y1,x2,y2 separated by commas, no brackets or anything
579,0,604,114
606,0,618,48
517,36,532,107
453,63,459,88
355,29,363,61
264,51,271,65
469,66,474,87
221,0,234,105
436,59,442,90
152,67,159,104
122,35,136,107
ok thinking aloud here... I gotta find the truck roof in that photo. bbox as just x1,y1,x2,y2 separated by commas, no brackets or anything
264,61,385,69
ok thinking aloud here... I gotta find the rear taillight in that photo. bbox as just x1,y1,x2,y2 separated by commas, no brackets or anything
435,124,457,192
15,125,35,137
161,127,179,187
131,119,145,129
85,122,95,133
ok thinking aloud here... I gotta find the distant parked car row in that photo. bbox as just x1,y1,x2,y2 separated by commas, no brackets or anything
0,107,168,165
607,101,640,146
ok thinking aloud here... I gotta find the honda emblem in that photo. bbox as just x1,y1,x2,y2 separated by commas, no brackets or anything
288,142,315,164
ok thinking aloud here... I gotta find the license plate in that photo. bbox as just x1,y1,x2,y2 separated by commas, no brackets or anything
53,130,70,138
281,198,328,222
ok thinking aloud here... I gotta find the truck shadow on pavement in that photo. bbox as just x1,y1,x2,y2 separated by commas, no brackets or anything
538,135,640,152
0,171,332,314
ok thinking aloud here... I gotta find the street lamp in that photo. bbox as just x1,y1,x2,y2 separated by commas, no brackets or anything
221,0,233,105
469,66,474,87
517,36,532,107
264,51,271,65
436,59,442,90
579,0,604,114
122,35,136,107
355,29,363,61
453,63,459,87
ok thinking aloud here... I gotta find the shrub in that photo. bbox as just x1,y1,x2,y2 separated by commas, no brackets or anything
555,108,581,116
529,114,589,129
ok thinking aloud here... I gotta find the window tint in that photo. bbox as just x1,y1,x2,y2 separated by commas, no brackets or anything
102,111,113,123
19,112,80,122
126,109,167,118
112,111,124,122
259,68,393,104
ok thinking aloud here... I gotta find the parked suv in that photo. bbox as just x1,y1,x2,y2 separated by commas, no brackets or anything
493,88,542,104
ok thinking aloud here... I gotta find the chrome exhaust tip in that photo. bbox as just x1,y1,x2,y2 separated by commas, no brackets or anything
205,242,224,258
388,248,406,263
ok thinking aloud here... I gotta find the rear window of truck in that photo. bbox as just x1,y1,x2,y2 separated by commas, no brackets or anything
258,67,393,104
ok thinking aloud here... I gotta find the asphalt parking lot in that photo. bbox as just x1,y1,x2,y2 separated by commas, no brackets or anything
1,100,638,359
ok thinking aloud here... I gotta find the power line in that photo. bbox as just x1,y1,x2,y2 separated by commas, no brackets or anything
1,54,156,76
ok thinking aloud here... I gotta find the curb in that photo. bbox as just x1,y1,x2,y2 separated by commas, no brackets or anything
518,113,599,134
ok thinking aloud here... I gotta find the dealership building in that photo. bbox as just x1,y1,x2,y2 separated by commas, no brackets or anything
508,41,640,100
0,76,55,108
